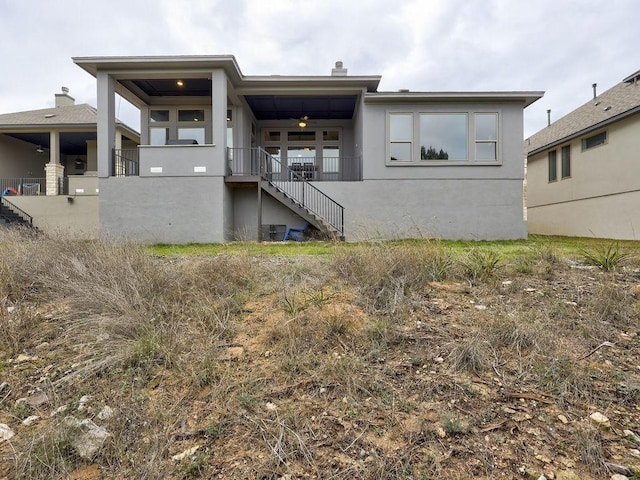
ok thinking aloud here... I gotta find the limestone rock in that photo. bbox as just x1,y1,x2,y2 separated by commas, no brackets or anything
62,416,111,459
97,405,114,420
0,423,15,442
171,445,201,461
22,415,40,426
589,411,610,426
14,354,38,363
610,474,628,480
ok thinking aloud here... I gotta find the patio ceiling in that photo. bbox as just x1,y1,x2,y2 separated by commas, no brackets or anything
244,95,357,120
5,132,97,155
120,78,212,97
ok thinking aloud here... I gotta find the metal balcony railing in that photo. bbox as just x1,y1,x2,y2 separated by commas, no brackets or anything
0,178,46,196
228,147,345,237
227,149,362,181
112,149,139,176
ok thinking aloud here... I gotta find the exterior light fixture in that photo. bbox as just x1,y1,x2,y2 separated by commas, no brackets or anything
176,80,184,86
36,145,44,153
298,120,307,128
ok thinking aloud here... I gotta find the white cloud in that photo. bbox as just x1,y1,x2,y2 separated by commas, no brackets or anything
0,0,637,137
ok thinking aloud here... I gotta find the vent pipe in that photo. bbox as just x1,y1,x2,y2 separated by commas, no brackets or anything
331,61,347,76
547,109,551,127
592,83,597,99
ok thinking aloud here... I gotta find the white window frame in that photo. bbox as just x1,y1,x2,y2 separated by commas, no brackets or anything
147,106,211,145
386,110,502,166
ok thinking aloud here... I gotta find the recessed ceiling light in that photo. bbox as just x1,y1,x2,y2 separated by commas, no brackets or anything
176,80,184,86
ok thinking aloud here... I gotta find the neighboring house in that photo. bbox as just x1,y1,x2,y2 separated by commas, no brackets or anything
9,55,541,243
526,69,640,240
0,88,139,234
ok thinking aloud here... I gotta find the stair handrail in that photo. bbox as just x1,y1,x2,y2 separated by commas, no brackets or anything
256,147,344,237
0,195,34,225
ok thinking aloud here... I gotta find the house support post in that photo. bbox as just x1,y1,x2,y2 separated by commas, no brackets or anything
45,163,64,196
257,183,263,242
96,72,116,178
45,131,63,195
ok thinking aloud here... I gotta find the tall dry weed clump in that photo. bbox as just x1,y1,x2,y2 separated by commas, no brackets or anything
0,230,257,381
333,242,454,313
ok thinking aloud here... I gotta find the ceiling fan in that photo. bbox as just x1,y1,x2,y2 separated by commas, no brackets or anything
293,115,309,128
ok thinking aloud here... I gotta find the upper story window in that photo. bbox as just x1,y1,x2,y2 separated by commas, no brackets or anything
388,111,499,164
548,150,557,182
582,131,607,150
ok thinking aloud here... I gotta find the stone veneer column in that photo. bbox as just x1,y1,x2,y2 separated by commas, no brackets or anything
45,163,64,195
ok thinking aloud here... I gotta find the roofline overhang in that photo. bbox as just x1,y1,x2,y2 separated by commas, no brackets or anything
73,55,382,94
526,105,640,157
0,123,140,141
364,91,544,107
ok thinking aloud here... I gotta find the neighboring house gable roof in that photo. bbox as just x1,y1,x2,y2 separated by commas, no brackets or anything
526,69,640,156
0,104,99,128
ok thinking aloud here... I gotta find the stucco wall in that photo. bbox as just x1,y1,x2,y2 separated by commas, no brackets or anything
0,134,48,179
528,191,640,240
232,186,305,240
99,176,228,243
6,195,98,237
315,179,527,240
527,114,640,238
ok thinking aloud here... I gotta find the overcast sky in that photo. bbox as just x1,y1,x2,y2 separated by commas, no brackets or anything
0,0,637,138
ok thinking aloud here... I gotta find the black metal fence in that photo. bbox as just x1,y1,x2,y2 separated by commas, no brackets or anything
228,147,345,237
227,148,362,181
112,149,139,176
0,178,46,196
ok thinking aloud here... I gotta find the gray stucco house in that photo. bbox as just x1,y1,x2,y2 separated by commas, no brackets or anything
8,55,542,242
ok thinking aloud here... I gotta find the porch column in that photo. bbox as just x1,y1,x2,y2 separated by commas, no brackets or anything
97,71,116,178
45,130,63,195
210,69,227,156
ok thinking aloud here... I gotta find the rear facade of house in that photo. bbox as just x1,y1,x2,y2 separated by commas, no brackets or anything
61,55,542,243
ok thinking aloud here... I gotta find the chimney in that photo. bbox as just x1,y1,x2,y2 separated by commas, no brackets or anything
331,61,347,76
592,83,597,99
55,86,75,107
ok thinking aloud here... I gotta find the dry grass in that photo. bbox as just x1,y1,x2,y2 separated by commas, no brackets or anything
1,230,639,479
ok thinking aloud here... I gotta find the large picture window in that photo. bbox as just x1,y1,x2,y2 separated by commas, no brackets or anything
388,111,499,164
420,114,467,160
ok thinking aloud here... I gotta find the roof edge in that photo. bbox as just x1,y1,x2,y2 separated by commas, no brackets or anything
526,105,640,157
364,91,544,107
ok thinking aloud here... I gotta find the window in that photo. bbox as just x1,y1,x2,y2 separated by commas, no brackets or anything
147,107,211,145
178,109,205,122
561,145,571,178
420,114,467,160
150,110,169,122
582,131,606,150
388,111,499,164
548,150,557,182
475,113,497,161
389,113,413,161
150,127,169,146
